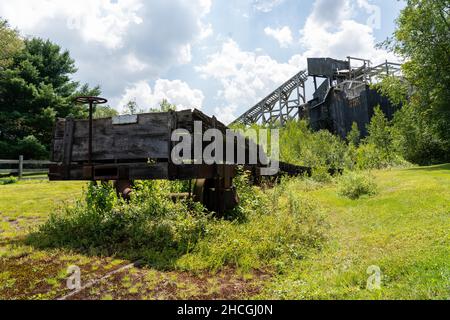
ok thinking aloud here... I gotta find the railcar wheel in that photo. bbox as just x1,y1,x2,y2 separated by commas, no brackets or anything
114,180,133,200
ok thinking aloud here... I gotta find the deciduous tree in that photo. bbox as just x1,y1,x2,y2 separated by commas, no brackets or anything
379,0,450,164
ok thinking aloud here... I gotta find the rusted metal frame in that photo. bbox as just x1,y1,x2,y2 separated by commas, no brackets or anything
49,162,237,182
88,101,93,166
73,97,108,180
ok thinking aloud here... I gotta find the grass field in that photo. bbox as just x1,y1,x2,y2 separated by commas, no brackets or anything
0,165,449,300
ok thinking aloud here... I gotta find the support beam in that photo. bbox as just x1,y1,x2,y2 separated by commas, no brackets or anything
231,70,308,126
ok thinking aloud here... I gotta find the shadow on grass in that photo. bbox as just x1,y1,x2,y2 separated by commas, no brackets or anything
21,200,243,272
22,199,210,271
24,224,198,272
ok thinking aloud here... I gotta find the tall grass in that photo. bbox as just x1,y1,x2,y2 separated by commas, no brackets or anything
177,177,328,272
337,171,378,200
27,181,210,269
28,173,329,273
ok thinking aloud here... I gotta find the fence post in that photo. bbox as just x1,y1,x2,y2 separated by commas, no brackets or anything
19,155,23,180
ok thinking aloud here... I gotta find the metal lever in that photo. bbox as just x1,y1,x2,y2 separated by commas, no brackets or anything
74,96,108,173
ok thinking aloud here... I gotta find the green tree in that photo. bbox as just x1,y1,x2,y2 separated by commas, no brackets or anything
0,19,23,69
365,106,394,161
347,122,361,146
94,105,118,119
379,0,450,164
0,38,99,159
123,100,140,115
149,99,177,113
159,99,176,112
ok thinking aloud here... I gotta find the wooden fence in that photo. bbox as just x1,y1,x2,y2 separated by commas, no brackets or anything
0,156,52,179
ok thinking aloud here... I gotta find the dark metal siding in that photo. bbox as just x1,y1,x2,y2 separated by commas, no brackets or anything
307,58,350,78
308,86,400,139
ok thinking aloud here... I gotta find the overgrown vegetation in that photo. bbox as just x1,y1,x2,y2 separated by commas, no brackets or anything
27,181,210,269
337,172,377,200
178,177,328,272
258,105,411,173
27,172,328,273
278,121,348,170
3,164,448,299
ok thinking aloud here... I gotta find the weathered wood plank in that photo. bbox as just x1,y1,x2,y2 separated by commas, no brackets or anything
70,113,171,161
51,110,233,164
49,163,169,181
0,160,53,165
71,133,169,161
51,119,66,162
0,160,19,164
63,118,75,165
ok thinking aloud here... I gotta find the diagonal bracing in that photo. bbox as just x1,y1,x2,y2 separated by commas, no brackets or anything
231,70,308,126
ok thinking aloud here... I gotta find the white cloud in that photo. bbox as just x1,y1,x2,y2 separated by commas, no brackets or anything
124,53,149,73
190,0,214,41
0,0,214,102
178,44,193,64
118,79,204,112
195,0,212,16
0,0,213,51
196,39,303,123
264,26,293,48
308,0,353,27
199,23,214,40
297,0,398,64
253,0,284,13
118,81,154,111
0,0,143,49
214,105,239,125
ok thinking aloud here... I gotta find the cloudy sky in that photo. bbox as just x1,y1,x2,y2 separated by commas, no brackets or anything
0,0,405,123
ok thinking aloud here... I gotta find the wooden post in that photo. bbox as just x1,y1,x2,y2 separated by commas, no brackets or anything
18,155,23,180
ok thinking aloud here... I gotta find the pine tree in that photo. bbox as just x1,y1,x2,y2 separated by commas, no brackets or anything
347,122,361,146
366,106,394,160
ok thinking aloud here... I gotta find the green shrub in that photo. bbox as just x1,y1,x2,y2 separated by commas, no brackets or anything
225,168,270,221
27,181,210,269
279,121,348,170
238,117,412,173
355,143,388,170
355,143,410,170
177,184,328,273
0,176,18,185
28,174,329,273
337,172,378,200
347,122,361,146
310,167,333,184
15,135,48,160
